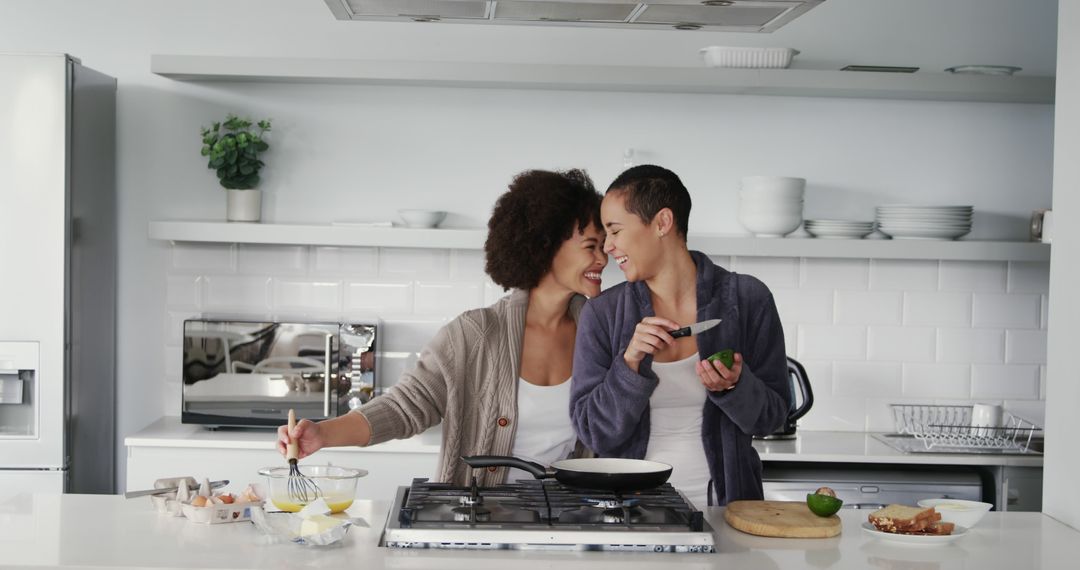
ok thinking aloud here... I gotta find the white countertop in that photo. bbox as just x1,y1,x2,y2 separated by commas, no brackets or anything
1,493,1075,569
125,416,442,454
126,417,1042,467
754,431,1044,467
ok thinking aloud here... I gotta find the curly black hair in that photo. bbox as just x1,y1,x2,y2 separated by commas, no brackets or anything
485,169,603,291
607,164,692,239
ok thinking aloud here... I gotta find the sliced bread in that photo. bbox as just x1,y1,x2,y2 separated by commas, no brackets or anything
868,504,938,533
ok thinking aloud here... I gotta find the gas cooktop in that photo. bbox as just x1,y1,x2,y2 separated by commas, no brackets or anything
381,478,715,552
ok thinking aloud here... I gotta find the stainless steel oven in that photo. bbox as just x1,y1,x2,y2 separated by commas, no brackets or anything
181,319,377,428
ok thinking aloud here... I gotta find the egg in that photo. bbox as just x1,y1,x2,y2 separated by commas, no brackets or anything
218,494,235,504
190,495,208,507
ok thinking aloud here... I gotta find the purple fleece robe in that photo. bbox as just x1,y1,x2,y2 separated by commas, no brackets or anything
570,251,791,505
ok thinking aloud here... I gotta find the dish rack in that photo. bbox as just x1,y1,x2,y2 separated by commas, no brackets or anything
890,404,1041,452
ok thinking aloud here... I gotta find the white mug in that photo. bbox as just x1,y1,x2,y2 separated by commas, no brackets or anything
970,403,1003,437
1041,210,1053,244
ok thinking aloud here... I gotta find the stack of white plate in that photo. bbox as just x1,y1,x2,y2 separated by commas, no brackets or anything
738,176,805,237
804,219,875,239
876,205,973,240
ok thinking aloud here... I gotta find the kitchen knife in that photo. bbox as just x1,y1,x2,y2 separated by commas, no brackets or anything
669,319,722,339
124,479,229,499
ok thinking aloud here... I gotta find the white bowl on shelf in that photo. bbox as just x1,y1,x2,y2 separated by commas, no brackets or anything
740,176,806,198
738,203,805,215
398,209,447,229
737,211,802,238
916,498,992,528
700,46,799,69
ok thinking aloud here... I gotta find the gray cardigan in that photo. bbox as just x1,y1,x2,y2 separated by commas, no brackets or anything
356,289,587,487
570,251,790,505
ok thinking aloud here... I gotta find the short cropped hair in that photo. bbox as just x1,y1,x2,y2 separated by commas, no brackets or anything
606,164,691,238
485,169,602,290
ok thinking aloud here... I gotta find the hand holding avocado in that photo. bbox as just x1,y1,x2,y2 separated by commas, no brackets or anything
697,348,742,392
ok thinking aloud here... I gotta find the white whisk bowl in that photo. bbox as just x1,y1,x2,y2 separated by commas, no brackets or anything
258,464,368,513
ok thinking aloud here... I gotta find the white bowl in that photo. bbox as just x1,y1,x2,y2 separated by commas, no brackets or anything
737,212,802,237
917,498,992,528
740,176,806,198
398,209,447,228
700,46,799,69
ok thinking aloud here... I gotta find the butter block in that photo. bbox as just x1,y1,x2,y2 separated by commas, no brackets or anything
300,514,343,537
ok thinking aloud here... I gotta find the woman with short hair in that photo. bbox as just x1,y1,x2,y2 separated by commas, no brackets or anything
571,164,790,507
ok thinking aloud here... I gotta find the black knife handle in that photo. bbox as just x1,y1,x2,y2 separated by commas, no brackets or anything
669,326,692,339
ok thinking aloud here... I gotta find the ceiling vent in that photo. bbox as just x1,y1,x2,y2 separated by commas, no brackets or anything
324,0,826,32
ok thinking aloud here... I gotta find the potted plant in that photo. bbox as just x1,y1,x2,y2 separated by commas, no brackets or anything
200,114,272,222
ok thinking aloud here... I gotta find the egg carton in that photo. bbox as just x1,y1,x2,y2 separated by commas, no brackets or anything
181,496,266,524
146,476,266,524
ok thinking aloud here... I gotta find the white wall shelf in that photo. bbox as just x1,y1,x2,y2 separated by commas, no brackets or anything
149,220,1050,262
150,55,1055,104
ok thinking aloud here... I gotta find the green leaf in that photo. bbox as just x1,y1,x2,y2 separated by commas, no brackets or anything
200,146,210,157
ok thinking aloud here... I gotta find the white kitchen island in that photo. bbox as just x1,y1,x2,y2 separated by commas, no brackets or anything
0,492,1076,569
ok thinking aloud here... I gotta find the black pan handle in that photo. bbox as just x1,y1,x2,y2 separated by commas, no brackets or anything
461,455,552,479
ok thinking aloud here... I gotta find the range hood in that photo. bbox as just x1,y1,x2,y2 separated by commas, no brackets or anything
323,0,826,32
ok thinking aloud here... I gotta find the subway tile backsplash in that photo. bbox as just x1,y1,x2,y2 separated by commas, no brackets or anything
162,245,1049,432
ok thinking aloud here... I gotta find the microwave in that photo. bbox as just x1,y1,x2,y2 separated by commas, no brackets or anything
181,318,377,428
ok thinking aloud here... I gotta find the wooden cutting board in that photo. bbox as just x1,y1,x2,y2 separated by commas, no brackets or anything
724,500,842,538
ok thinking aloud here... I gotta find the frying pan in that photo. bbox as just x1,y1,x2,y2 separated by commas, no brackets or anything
462,455,672,492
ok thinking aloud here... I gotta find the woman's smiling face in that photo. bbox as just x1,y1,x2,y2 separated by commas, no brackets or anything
601,190,662,283
548,222,608,298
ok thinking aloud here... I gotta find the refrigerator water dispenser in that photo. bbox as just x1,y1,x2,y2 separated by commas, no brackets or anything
0,342,38,435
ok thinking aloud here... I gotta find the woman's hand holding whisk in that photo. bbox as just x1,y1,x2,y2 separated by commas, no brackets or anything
276,418,324,460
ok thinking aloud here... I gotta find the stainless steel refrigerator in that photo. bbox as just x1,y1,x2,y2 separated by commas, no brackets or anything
0,53,117,499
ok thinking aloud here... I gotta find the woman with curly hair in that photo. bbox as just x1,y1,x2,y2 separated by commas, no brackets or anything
277,169,607,486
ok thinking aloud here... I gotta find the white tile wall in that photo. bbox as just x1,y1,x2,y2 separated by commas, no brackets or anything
868,326,936,362
972,364,1041,399
939,261,1007,292
730,257,800,289
272,279,342,312
937,328,1005,363
869,260,939,291
312,247,378,276
346,282,414,314
835,291,902,325
414,282,484,315
237,245,307,275
901,363,972,399
902,292,972,327
972,293,1042,328
162,245,1049,432
802,258,869,290
1005,330,1048,364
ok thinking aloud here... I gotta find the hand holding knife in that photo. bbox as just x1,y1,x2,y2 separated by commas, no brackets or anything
668,319,722,338
624,318,722,373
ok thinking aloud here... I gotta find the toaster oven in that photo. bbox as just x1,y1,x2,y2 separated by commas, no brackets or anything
181,318,377,428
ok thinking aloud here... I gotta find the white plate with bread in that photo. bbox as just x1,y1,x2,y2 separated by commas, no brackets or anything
862,504,969,545
861,522,968,545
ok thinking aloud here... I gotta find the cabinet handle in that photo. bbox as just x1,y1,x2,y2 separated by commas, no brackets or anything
323,334,332,417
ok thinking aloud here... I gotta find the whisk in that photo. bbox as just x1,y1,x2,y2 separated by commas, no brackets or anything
285,409,321,503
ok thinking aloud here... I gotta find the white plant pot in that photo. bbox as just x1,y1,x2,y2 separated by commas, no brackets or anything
226,189,261,222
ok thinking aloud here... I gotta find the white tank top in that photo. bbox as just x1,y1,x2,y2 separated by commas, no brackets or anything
644,354,711,508
508,377,576,484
